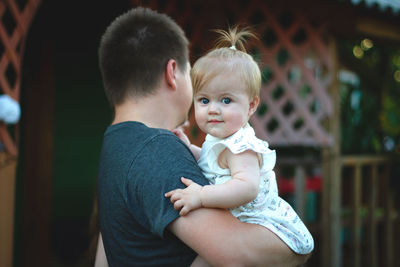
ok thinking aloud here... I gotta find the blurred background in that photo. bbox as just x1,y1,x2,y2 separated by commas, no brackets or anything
0,0,399,266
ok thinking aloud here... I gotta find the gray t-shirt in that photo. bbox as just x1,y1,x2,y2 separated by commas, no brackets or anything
97,121,207,267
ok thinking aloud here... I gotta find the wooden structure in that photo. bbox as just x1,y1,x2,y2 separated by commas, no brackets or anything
0,0,41,266
0,151,17,267
0,0,41,156
340,156,396,267
0,0,398,266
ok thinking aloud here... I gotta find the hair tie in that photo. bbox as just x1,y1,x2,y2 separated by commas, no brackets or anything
229,45,237,50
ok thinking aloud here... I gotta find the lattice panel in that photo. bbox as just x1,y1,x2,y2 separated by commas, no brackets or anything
233,1,334,146
0,0,41,156
130,0,335,147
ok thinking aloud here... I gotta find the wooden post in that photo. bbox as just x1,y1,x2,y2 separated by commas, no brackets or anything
294,165,306,219
383,163,393,267
321,147,331,266
368,164,378,267
20,38,54,267
352,164,361,267
0,152,17,267
0,0,42,265
321,37,342,267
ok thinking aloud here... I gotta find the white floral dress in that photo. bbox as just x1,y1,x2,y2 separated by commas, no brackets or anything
197,124,314,254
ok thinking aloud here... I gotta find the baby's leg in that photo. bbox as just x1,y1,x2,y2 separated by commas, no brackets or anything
190,255,211,267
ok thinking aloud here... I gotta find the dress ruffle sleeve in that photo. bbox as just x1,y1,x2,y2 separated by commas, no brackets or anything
205,125,276,173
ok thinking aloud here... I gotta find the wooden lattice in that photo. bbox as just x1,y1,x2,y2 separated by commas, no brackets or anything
236,3,335,146
0,0,41,156
131,0,335,147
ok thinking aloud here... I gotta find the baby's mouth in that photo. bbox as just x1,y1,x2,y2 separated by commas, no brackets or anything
208,119,223,124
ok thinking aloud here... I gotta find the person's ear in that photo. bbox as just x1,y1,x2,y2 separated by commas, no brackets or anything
248,96,260,116
165,59,178,90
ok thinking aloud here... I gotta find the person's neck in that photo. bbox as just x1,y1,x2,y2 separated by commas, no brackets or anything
112,95,175,130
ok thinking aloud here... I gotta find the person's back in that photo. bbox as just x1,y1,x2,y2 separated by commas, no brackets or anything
98,122,207,266
96,7,202,266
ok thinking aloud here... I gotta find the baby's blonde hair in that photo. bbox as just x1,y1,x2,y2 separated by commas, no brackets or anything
191,26,261,100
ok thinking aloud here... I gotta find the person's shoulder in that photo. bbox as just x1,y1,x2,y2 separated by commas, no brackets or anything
128,126,193,156
105,121,194,159
105,121,174,140
144,128,183,146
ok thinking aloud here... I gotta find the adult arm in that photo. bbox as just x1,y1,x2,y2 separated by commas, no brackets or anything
168,208,309,267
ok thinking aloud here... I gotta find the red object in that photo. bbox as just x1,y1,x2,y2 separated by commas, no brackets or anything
278,175,322,194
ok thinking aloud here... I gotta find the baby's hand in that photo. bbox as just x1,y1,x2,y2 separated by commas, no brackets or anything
165,177,203,216
171,128,191,147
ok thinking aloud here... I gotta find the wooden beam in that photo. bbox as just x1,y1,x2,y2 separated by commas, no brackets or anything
342,155,391,165
356,17,400,43
368,164,378,267
321,147,331,267
352,164,362,267
0,124,18,156
0,152,17,267
383,163,394,267
20,39,54,267
328,37,342,267
294,165,306,219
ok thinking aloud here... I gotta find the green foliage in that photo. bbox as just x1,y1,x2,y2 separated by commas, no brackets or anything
338,39,400,154
340,84,382,154
381,95,400,137
380,50,400,142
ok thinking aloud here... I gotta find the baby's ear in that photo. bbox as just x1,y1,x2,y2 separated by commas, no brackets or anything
248,96,260,116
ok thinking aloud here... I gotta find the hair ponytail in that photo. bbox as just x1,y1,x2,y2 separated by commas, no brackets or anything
212,25,257,52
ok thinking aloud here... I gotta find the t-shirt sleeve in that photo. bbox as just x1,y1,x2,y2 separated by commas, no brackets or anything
126,133,208,238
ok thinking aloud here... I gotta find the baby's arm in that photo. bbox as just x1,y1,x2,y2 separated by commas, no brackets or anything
172,128,201,160
165,149,260,215
199,149,260,208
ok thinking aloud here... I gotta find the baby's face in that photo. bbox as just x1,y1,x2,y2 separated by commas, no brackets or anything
194,76,258,139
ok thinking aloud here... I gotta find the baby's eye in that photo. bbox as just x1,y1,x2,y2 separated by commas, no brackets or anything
200,98,209,104
222,98,231,104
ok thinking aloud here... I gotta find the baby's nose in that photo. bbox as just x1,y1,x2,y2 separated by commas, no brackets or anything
208,102,220,114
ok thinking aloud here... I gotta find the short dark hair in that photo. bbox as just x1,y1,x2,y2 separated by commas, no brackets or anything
99,7,189,106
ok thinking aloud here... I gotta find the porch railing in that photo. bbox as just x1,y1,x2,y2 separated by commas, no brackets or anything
276,155,397,267
340,155,396,267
